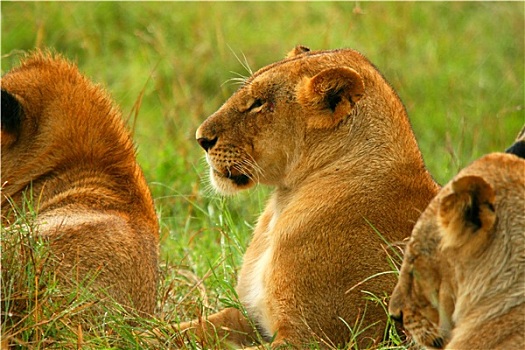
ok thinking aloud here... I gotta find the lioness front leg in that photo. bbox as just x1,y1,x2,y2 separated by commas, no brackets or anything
177,307,260,346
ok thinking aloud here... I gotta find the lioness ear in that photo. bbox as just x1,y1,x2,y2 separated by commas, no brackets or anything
1,89,22,148
286,45,310,58
439,175,496,251
297,67,365,129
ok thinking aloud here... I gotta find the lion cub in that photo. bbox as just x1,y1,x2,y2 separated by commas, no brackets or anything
179,47,439,347
389,147,525,349
1,52,159,315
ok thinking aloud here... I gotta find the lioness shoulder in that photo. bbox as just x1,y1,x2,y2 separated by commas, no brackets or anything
178,46,439,348
1,52,159,315
389,147,525,349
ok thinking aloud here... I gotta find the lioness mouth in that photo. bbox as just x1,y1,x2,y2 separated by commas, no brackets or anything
228,173,250,186
213,169,251,186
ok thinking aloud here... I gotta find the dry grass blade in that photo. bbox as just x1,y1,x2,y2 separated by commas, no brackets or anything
126,61,160,136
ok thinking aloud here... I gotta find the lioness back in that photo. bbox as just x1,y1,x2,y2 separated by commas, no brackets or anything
389,149,525,349
1,51,159,315
178,47,439,348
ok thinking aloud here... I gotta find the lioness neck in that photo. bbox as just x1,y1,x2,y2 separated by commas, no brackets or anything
284,113,429,192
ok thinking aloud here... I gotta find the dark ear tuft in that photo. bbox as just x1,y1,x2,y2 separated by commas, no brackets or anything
505,141,525,159
1,89,23,147
326,93,342,112
506,125,525,158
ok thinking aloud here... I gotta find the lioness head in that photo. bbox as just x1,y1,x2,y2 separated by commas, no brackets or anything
388,202,454,349
389,152,525,349
1,51,135,212
196,46,412,194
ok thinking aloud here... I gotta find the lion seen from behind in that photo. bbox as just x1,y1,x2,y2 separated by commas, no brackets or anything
1,52,159,320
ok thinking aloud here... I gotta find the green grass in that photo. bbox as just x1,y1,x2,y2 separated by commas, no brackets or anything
1,2,524,349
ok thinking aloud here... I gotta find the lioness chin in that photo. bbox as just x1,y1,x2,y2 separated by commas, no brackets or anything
1,52,159,316
178,46,439,348
389,146,525,349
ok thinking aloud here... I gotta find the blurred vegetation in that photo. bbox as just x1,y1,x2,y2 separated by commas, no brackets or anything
1,2,523,348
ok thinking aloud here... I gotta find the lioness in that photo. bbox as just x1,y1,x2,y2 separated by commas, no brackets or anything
389,151,525,349
179,47,439,347
1,52,159,315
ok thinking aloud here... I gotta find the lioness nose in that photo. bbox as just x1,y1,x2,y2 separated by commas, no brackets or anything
197,137,217,152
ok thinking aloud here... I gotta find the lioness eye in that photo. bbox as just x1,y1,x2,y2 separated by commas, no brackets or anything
248,99,264,111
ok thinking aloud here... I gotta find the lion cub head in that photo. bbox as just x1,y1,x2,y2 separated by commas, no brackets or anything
389,152,525,349
196,46,415,194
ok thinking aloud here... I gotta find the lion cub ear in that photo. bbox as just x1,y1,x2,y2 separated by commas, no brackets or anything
297,67,365,129
439,175,496,253
1,89,23,148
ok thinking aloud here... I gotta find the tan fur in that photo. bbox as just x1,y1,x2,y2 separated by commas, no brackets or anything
1,52,159,315
389,152,525,349
179,47,439,348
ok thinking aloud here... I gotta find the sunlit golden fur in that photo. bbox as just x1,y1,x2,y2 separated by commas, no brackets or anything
389,152,525,349
1,52,159,314
179,47,439,348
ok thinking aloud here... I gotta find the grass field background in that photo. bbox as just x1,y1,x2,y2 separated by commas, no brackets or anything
2,2,524,348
